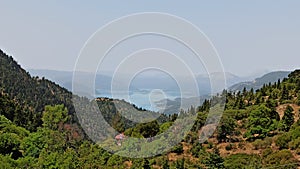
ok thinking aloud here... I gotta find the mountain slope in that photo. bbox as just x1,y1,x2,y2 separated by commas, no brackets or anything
0,50,76,130
229,71,290,92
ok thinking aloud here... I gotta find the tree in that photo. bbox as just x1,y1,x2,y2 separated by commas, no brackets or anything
204,148,224,169
0,133,21,159
281,105,294,131
245,105,279,139
0,115,29,159
135,121,159,138
198,99,210,112
42,105,68,130
281,85,289,101
277,79,281,88
217,116,236,143
21,128,66,158
20,131,45,158
266,99,277,109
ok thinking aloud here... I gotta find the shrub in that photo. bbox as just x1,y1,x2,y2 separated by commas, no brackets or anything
264,137,273,146
106,154,124,167
288,137,300,150
263,150,298,169
253,139,264,150
253,137,272,150
290,126,300,139
171,143,183,154
190,142,205,158
207,142,213,149
225,144,233,151
275,133,291,149
224,154,261,169
262,148,273,159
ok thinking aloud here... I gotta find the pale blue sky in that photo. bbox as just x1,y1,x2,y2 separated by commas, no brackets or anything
0,1,299,76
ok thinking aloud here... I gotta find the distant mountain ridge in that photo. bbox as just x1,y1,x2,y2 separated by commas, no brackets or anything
229,71,291,92
29,69,248,95
28,69,292,114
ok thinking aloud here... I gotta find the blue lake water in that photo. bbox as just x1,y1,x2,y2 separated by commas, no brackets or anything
96,89,182,111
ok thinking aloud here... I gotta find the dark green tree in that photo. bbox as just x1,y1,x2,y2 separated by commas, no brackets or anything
281,105,294,131
217,116,236,143
245,105,279,139
281,85,289,101
135,121,160,138
204,148,224,169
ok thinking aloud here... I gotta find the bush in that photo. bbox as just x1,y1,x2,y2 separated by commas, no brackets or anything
207,142,213,149
263,150,298,169
225,144,233,151
106,155,124,167
275,133,291,149
253,137,272,150
288,137,300,150
262,148,273,159
171,143,183,154
290,126,300,139
264,137,273,145
224,154,261,169
190,142,206,158
253,139,264,150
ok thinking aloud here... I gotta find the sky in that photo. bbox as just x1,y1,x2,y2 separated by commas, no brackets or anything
0,0,299,77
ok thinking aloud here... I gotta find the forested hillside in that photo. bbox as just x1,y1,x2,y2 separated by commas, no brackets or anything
0,50,77,131
0,50,300,168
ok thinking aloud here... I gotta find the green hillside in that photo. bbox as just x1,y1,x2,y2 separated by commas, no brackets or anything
0,50,78,131
0,50,299,168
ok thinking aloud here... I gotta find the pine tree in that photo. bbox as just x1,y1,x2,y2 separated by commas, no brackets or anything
277,79,281,88
242,87,247,97
281,85,289,101
204,148,224,169
281,105,294,131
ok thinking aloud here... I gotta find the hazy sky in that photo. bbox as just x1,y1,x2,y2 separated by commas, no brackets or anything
0,1,299,77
